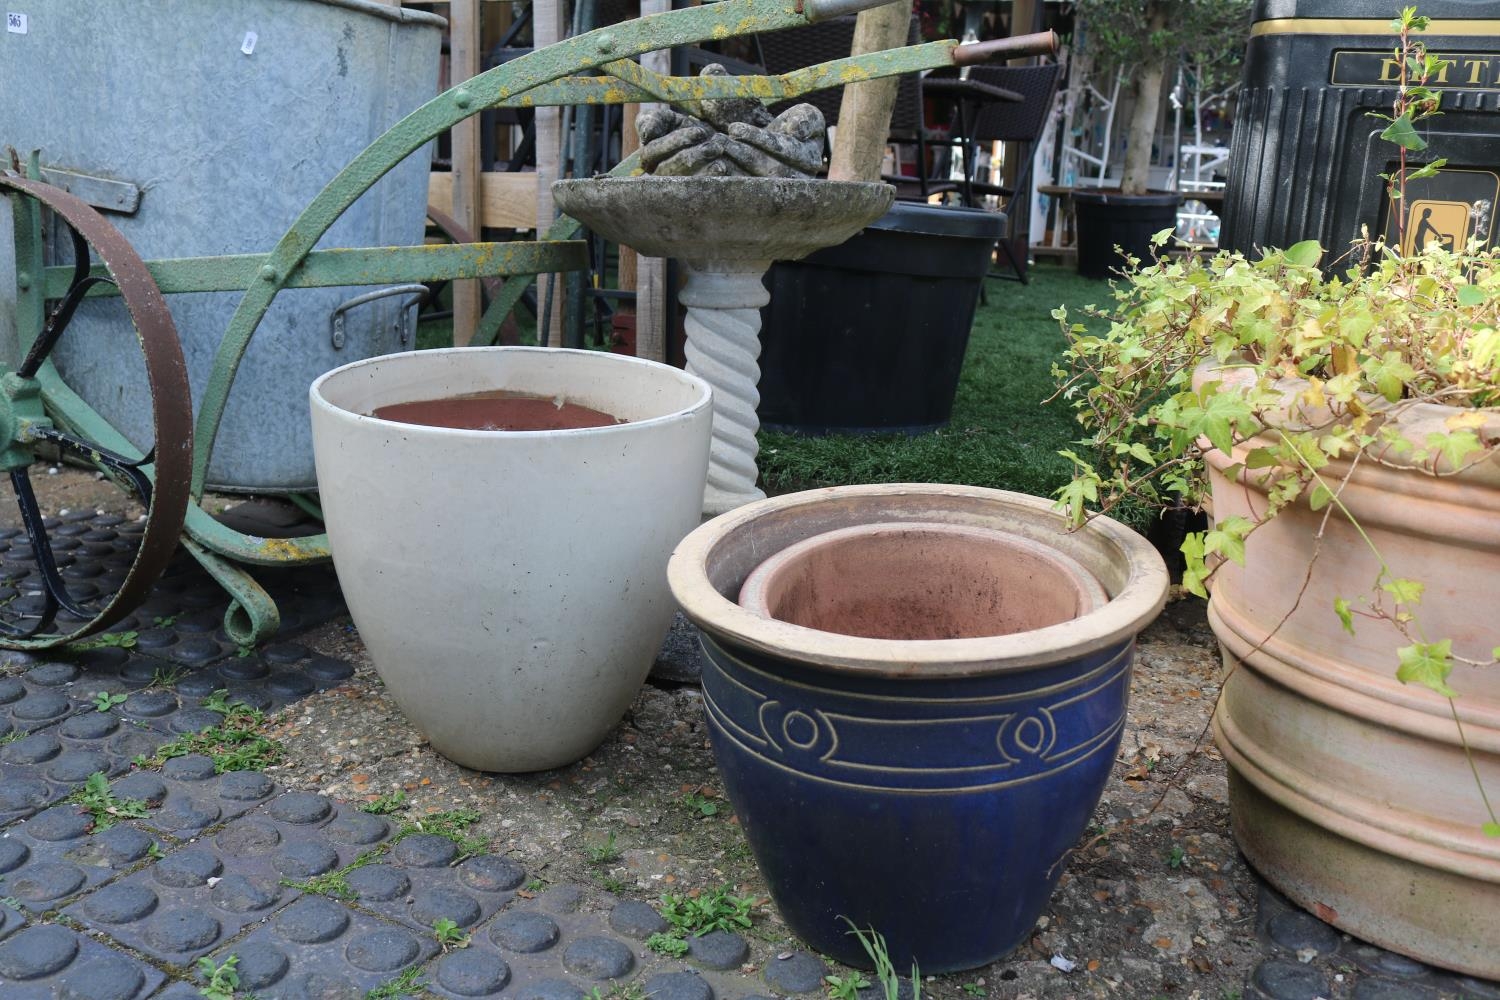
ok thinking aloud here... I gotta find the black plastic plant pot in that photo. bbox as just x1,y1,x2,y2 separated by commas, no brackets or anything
1073,190,1180,279
757,202,1006,436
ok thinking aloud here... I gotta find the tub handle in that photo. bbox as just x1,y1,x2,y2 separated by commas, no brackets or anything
330,284,430,350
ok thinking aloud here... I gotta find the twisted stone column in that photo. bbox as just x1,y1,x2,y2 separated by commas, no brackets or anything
679,264,771,516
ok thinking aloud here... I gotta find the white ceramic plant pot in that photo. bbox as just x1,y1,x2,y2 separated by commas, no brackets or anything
309,347,712,772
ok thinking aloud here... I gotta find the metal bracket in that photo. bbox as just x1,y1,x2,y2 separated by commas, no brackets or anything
329,283,429,349
37,166,141,215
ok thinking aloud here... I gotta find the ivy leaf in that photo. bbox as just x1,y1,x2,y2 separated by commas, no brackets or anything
1308,482,1334,511
1244,447,1280,469
1426,430,1482,469
1204,516,1253,566
1365,352,1418,402
1283,240,1324,268
1380,113,1429,152
1194,391,1255,455
1334,597,1356,636
1180,533,1209,599
1150,228,1174,247
1382,577,1425,605
1396,640,1457,698
1484,822,1500,838
1053,473,1099,526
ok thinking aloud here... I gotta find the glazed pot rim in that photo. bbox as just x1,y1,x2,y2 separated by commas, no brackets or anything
309,346,713,439
667,484,1170,679
736,519,1111,638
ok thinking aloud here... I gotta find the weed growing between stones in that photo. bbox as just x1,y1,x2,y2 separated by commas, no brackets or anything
149,664,188,689
845,921,920,1000
196,954,240,1000
135,690,282,773
396,807,487,859
283,809,492,903
678,791,719,817
432,917,471,952
91,691,126,712
279,848,384,900
655,883,758,945
647,932,689,957
823,971,870,999
68,771,149,831
68,630,139,652
365,966,425,999
359,789,409,815
585,984,648,1000
586,830,622,865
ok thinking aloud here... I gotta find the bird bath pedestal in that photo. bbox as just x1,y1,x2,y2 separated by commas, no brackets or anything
553,176,893,515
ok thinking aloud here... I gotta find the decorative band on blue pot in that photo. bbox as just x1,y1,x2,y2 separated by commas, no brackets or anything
667,485,1168,973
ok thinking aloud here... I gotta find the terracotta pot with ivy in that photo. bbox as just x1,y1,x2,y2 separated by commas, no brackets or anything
1052,12,1499,977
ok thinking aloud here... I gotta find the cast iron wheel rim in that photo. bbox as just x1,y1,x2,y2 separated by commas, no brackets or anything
0,176,192,649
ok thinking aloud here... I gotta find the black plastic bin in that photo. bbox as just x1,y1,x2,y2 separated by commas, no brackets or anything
1073,190,1180,279
1221,0,1500,256
757,202,1005,436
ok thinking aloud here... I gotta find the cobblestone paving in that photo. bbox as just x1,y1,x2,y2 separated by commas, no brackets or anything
0,511,1493,999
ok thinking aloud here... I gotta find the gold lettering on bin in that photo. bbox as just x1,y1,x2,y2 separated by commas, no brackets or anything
1332,50,1500,90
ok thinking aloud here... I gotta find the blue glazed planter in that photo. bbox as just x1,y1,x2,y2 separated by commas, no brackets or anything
667,485,1168,972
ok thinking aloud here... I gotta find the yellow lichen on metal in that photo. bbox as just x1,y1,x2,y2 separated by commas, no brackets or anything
253,536,331,561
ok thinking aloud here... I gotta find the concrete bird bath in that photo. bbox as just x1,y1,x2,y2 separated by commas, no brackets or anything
552,175,893,515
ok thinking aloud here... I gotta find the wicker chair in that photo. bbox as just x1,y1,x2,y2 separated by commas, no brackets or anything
948,61,1062,282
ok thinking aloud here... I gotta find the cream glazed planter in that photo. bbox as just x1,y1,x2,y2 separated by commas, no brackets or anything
1195,363,1500,978
310,347,712,772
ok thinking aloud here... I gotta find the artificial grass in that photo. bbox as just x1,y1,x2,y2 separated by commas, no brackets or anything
756,263,1104,505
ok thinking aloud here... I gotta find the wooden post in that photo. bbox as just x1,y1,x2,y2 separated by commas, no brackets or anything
1002,0,1040,193
826,1,909,183
618,104,641,297
535,0,567,348
450,0,483,345
633,0,671,363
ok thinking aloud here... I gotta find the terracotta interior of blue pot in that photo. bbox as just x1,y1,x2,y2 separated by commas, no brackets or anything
738,524,1104,641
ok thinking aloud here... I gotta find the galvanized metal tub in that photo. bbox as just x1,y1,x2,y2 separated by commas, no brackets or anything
0,0,444,491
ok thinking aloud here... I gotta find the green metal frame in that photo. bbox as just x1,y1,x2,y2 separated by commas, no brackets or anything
4,0,981,647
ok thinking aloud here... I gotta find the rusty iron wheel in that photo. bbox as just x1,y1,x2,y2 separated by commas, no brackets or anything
0,176,192,649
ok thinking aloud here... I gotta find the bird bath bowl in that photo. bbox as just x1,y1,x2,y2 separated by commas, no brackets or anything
553,175,893,515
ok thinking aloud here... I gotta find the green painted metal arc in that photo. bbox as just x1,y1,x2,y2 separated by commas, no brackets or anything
777,40,957,95
504,39,958,108
183,503,330,566
471,152,642,349
181,536,281,647
595,39,956,106
34,365,146,459
42,241,589,299
191,0,825,497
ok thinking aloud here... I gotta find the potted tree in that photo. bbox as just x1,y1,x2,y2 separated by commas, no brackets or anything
1069,0,1250,278
1050,12,1499,977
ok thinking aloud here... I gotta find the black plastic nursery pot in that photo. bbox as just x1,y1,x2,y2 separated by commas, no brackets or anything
757,202,1006,436
1073,190,1180,279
